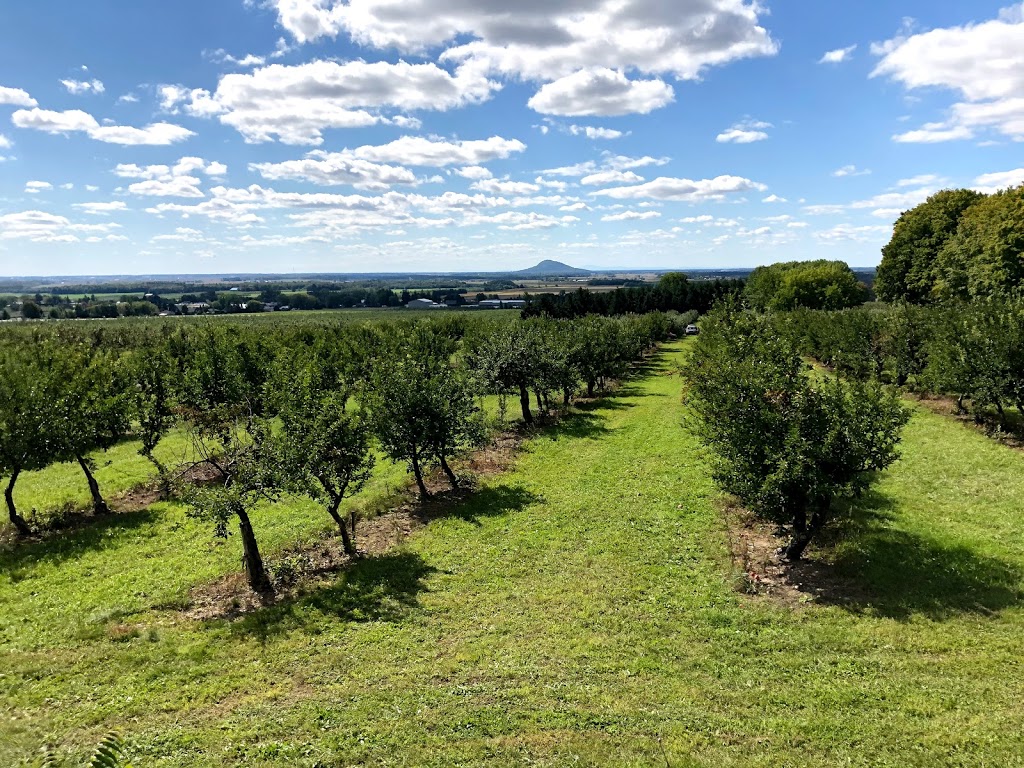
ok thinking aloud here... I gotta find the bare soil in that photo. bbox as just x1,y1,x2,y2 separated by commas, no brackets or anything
721,499,870,610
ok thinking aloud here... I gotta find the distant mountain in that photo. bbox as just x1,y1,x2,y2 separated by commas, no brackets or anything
513,260,592,277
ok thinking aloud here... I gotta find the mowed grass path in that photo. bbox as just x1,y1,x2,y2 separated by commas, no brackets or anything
3,343,1024,766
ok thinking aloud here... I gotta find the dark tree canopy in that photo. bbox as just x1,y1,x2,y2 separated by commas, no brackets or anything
745,260,868,311
875,188,985,303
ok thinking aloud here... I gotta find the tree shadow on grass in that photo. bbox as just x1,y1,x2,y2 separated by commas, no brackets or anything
802,490,1024,621
417,483,541,526
230,550,435,641
0,508,160,578
542,409,613,440
230,484,541,640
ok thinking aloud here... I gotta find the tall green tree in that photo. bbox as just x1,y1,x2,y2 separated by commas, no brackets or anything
746,260,868,311
876,189,984,303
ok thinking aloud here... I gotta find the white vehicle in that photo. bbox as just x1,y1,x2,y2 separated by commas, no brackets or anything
685,324,700,336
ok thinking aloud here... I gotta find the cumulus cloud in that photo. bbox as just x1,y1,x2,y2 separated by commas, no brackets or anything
601,210,661,222
528,68,674,116
250,136,524,188
0,86,38,107
162,60,499,145
580,170,644,186
115,157,228,198
0,210,122,243
73,201,128,215
591,175,767,202
973,167,1024,193
762,194,787,203
454,165,493,180
0,134,11,149
25,181,52,193
259,0,777,116
61,78,105,95
252,154,418,190
832,165,871,177
819,45,856,64
716,119,772,143
872,6,1024,142
12,108,194,146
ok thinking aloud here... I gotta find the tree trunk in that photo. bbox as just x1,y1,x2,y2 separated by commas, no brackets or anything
77,455,109,515
410,451,431,499
439,454,460,489
5,468,30,536
996,401,1007,429
587,380,595,398
236,507,273,594
519,383,534,424
535,390,544,415
327,497,356,556
563,387,572,406
783,499,830,562
144,451,171,497
956,393,966,414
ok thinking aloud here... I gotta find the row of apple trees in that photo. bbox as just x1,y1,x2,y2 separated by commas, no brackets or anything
0,311,678,592
774,300,1024,426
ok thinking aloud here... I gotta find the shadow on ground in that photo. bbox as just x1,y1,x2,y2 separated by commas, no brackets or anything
230,483,541,640
0,508,161,578
800,490,1024,621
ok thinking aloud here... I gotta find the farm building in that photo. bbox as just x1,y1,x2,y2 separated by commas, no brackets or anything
479,299,526,309
407,298,444,309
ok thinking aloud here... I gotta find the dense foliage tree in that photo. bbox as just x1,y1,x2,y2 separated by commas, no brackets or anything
936,185,1024,301
875,189,984,304
268,351,374,556
685,303,909,560
364,325,482,498
745,260,868,311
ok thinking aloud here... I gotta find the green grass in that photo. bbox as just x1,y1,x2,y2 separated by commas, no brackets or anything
2,343,1024,766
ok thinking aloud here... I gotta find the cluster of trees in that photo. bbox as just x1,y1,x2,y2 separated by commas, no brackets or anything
1,312,678,592
776,301,1024,426
684,303,909,560
876,184,1024,303
522,273,743,319
744,260,869,312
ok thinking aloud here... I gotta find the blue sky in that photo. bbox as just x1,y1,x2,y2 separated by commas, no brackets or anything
1,0,1022,276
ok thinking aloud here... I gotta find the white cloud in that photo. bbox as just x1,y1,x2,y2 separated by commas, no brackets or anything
250,136,524,188
804,186,937,217
716,119,772,143
832,165,871,177
73,201,128,215
601,210,661,222
592,175,767,202
896,174,945,187
0,134,11,150
0,210,122,243
207,49,267,68
471,179,540,195
873,6,1024,142
128,177,206,198
819,45,857,64
115,157,228,198
0,86,37,107
528,68,673,116
814,223,892,243
568,124,625,140
580,170,644,186
61,79,105,95
974,167,1024,193
163,60,499,145
252,154,418,190
347,136,525,167
12,108,194,146
454,165,493,180
25,181,52,193
762,194,787,203
263,0,779,88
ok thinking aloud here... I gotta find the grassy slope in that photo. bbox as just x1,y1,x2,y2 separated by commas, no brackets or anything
1,343,1023,766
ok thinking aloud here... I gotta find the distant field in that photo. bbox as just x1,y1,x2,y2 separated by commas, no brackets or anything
3,342,1024,765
